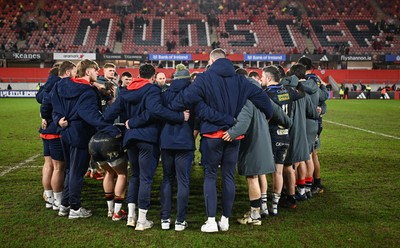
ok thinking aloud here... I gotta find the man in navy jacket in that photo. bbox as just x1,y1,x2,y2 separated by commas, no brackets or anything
38,61,76,211
52,59,121,219
169,48,273,232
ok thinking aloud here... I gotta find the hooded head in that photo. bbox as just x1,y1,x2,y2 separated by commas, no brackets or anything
173,64,190,79
298,56,314,71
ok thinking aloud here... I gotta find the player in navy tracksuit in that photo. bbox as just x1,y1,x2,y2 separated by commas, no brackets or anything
38,62,77,211
52,59,120,219
37,67,62,210
104,64,188,231
158,74,195,231
169,49,273,232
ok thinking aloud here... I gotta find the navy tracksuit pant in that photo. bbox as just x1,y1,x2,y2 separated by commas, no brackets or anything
160,149,193,222
201,137,240,218
126,141,159,210
60,139,90,210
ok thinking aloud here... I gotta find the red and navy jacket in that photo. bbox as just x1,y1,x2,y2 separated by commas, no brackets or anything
51,77,120,149
104,77,184,147
169,58,273,135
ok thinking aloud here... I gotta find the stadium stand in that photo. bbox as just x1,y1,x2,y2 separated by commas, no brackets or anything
0,0,399,55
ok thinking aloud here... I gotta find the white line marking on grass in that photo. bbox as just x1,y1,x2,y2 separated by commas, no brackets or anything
0,154,41,177
325,120,400,140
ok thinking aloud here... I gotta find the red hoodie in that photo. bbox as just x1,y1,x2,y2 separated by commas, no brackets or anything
71,77,92,86
127,78,152,90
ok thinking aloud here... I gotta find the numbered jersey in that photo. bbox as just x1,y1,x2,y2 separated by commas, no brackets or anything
265,83,303,142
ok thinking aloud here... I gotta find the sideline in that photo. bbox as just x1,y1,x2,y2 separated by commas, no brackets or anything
324,120,400,140
0,154,41,177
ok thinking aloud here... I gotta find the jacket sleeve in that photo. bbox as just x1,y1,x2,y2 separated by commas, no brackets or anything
320,101,327,115
104,95,124,123
318,84,329,102
40,90,53,120
51,83,63,127
194,101,236,126
270,101,292,129
129,109,154,128
290,82,306,101
169,75,206,111
244,80,273,119
145,87,184,123
302,79,319,94
77,91,120,137
226,101,253,139
305,94,319,120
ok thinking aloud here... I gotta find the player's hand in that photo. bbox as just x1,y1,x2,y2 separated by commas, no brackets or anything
222,132,233,142
41,119,47,130
183,110,190,121
125,120,130,129
58,117,68,128
317,106,322,114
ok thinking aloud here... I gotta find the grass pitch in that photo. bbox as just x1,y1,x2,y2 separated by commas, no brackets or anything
0,98,399,247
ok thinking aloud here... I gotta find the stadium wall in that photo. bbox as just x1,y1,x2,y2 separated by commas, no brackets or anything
0,68,399,85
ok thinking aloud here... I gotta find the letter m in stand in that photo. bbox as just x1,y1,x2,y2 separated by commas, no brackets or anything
74,18,112,46
133,19,162,46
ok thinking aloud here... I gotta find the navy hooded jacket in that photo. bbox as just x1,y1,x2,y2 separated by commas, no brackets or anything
159,78,195,150
104,78,184,147
169,58,273,134
37,74,61,135
51,77,120,149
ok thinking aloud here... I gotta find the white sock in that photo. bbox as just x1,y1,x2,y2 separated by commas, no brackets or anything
207,217,216,223
261,193,267,200
107,200,114,212
272,193,281,214
114,202,122,214
128,203,136,218
220,216,229,226
261,202,269,215
53,192,62,206
138,208,148,223
250,207,261,219
44,190,54,203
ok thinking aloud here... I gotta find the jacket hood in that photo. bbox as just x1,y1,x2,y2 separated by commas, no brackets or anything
208,58,236,77
127,78,152,90
57,77,92,99
281,75,300,87
248,77,262,88
302,78,318,94
168,78,190,93
43,74,61,92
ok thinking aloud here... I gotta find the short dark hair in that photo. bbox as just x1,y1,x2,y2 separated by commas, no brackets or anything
121,71,132,78
139,64,156,79
286,64,306,79
49,67,59,76
298,56,314,70
235,68,248,76
263,66,280,82
275,64,286,81
58,61,76,77
248,71,259,78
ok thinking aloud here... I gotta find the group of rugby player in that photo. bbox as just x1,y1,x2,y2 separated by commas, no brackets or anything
37,48,327,232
